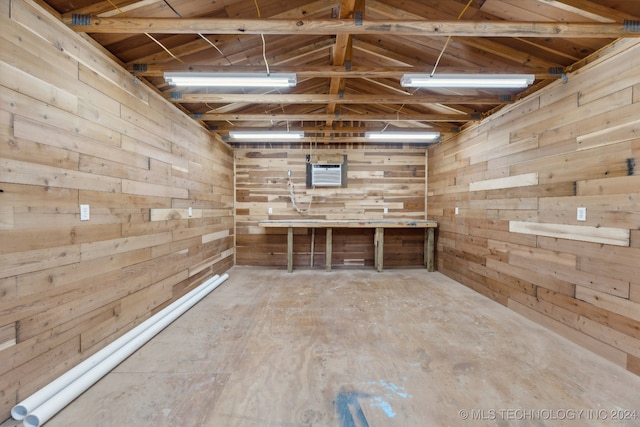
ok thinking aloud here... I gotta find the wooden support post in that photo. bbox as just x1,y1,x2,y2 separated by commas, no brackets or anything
326,228,332,272
287,227,293,273
426,228,435,272
374,228,378,269
310,228,315,267
375,227,384,272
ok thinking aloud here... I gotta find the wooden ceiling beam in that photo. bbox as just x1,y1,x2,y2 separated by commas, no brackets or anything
217,124,462,135
197,113,473,121
332,0,358,66
219,125,373,133
170,93,511,105
215,124,456,134
226,136,441,144
325,0,359,131
131,64,558,78
214,121,460,133
68,18,640,38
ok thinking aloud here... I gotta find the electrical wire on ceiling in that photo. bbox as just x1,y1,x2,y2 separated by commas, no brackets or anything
253,0,271,76
157,0,283,122
280,103,288,129
145,33,185,64
199,35,234,65
391,82,423,132
162,0,181,16
382,100,410,133
105,0,185,64
253,0,290,133
162,0,234,66
430,0,474,77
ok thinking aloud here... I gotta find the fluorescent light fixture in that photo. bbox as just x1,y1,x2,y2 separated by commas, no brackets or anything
365,131,440,142
229,130,304,140
400,73,535,88
164,72,297,87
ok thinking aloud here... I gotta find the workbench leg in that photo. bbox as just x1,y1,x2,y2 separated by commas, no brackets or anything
326,228,332,272
310,228,315,267
375,227,384,272
287,227,293,273
426,227,435,272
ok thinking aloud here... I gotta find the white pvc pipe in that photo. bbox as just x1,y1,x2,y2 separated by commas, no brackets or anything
22,273,229,427
12,273,227,426
11,273,220,421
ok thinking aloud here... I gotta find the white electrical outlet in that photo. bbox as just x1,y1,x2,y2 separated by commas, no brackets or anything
384,207,388,214
577,207,587,221
268,207,273,214
80,204,90,221
188,207,193,217
455,207,459,215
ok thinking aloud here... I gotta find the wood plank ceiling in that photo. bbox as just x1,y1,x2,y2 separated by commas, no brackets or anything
38,0,640,144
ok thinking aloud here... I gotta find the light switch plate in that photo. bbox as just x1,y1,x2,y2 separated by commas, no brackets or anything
384,207,388,214
455,207,459,215
577,207,587,221
188,207,193,217
80,204,90,221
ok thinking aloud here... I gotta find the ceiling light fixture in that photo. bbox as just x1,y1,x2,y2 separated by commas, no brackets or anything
365,131,441,142
164,72,297,87
400,74,535,88
229,130,304,140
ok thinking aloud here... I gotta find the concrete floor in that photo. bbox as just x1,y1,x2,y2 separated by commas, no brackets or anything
6,266,640,426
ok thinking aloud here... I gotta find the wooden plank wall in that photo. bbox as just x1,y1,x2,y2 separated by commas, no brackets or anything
428,38,640,376
235,145,427,268
0,0,234,418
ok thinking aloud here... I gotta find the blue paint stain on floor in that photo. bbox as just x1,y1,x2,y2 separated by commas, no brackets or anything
379,380,410,398
370,396,396,418
336,379,411,424
366,379,412,399
336,391,370,427
364,379,412,419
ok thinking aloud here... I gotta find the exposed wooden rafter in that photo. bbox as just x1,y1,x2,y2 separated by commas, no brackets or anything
169,93,513,105
67,18,640,38
325,0,360,136
130,65,557,78
196,113,472,122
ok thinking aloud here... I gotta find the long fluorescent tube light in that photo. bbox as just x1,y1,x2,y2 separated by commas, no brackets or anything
401,74,535,88
164,72,297,87
229,130,304,140
365,131,440,142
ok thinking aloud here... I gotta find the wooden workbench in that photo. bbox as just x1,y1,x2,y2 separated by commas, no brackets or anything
259,219,438,273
